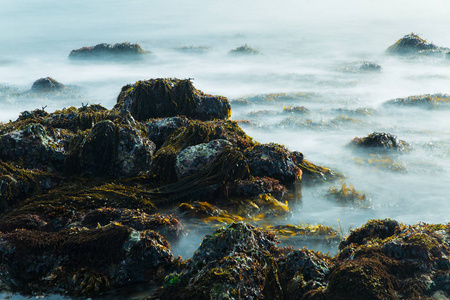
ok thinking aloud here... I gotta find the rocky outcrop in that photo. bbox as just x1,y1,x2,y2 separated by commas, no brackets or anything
386,33,448,56
229,44,260,55
30,77,64,92
350,132,410,151
115,78,231,121
384,93,450,109
69,42,147,59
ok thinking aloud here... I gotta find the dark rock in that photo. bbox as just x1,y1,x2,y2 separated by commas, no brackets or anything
386,33,447,56
145,116,189,149
65,120,155,177
226,176,287,199
69,42,147,59
0,123,66,171
0,224,175,296
359,61,382,72
229,44,260,55
115,78,231,121
175,139,232,179
350,132,410,151
31,77,64,92
244,143,302,184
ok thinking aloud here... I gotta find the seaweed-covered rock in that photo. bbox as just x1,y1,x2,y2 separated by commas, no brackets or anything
386,33,444,55
145,117,189,149
0,123,66,171
66,120,155,177
115,78,231,121
31,77,65,92
244,143,302,184
151,222,285,300
229,44,260,55
226,176,287,199
69,42,147,59
350,132,410,151
175,139,232,179
384,93,450,109
0,224,175,296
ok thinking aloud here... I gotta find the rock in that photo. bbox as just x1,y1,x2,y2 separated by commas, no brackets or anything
386,33,447,56
384,93,450,109
0,224,175,296
359,61,382,72
226,176,287,199
115,78,231,121
0,123,66,171
229,44,260,55
244,143,302,184
145,117,189,149
350,132,410,151
69,42,147,59
66,120,155,177
30,77,65,92
175,139,232,179
150,222,285,300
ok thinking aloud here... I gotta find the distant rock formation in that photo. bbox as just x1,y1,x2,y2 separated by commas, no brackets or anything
69,42,147,59
386,33,448,56
31,77,65,92
229,44,260,55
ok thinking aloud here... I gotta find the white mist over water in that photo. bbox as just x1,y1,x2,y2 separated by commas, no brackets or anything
2,0,450,257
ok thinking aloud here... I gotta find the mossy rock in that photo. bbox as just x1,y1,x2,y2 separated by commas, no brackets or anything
115,78,231,121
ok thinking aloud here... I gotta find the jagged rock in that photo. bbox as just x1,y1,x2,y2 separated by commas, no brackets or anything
386,33,448,56
350,132,410,151
30,77,64,92
175,139,232,179
69,42,147,59
0,224,175,296
66,120,155,177
229,44,260,55
0,123,66,171
115,78,231,121
384,93,450,109
244,143,302,184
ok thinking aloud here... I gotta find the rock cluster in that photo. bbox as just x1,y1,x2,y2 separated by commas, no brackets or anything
69,42,147,59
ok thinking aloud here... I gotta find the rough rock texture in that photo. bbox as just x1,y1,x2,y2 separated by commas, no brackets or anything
66,120,155,177
175,139,232,179
0,224,175,296
115,78,231,121
145,117,189,149
31,77,65,92
351,132,410,151
386,33,447,56
69,42,147,59
244,143,302,184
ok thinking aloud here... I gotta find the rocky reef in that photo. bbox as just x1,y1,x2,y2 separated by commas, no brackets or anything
1,78,449,299
69,42,147,59
350,132,410,152
229,44,260,55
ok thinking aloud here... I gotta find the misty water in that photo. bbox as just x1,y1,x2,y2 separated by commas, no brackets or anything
2,0,450,297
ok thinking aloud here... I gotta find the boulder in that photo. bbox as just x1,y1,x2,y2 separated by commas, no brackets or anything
386,33,447,56
350,132,410,151
145,116,189,149
115,78,231,121
31,77,64,92
69,42,147,59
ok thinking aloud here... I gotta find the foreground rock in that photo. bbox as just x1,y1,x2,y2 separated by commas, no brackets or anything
69,42,147,59
386,33,449,56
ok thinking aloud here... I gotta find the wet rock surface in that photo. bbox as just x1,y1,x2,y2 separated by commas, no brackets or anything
351,132,410,151
386,33,448,56
31,77,65,92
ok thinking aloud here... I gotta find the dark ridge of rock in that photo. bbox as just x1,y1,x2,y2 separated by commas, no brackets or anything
350,132,410,151
115,78,231,122
386,33,447,56
229,44,260,55
69,42,147,59
65,120,155,177
384,93,450,109
0,224,175,296
31,77,65,92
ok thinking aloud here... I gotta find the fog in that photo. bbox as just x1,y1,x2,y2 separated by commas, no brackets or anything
2,0,450,259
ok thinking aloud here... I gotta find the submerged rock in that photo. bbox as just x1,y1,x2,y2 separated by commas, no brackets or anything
229,44,260,55
31,77,65,92
384,93,450,109
386,33,448,56
69,42,147,59
350,132,410,151
115,78,231,121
